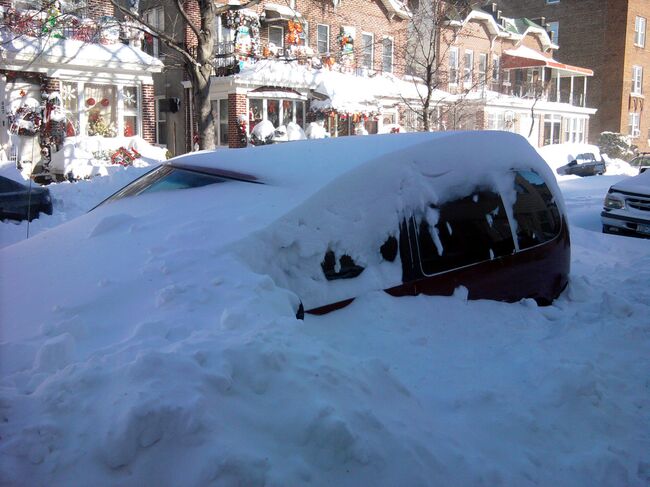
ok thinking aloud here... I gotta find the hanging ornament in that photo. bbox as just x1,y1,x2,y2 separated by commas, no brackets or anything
100,98,110,107
86,98,96,106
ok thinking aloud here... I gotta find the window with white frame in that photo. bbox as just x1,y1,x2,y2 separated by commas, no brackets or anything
632,65,643,95
382,37,393,73
317,24,329,54
492,55,500,82
463,50,473,87
635,16,646,47
155,98,167,145
449,47,459,85
122,86,139,137
563,117,585,143
269,25,284,51
547,21,559,44
361,33,374,70
249,97,305,130
629,112,641,137
211,99,229,146
478,53,487,86
142,7,164,58
300,22,309,46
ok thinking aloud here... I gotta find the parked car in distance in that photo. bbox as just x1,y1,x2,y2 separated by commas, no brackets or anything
602,170,650,238
556,152,606,177
97,131,570,314
0,175,53,222
628,152,650,174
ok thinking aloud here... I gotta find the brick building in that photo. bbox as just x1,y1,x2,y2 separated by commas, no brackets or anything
141,0,595,151
0,0,161,173
428,5,596,147
498,0,650,152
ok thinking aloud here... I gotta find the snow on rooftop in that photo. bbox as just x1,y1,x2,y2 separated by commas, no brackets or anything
235,60,449,113
0,31,164,71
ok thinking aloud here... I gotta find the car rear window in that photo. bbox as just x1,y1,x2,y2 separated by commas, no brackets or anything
97,165,231,206
414,190,515,275
512,170,561,249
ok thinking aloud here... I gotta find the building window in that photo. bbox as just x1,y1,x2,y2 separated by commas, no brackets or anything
249,97,305,130
155,98,167,145
142,7,164,58
492,55,500,82
361,32,374,70
85,84,117,137
317,24,329,54
61,81,79,136
211,99,229,146
547,21,559,44
478,53,487,87
543,114,562,145
487,111,514,132
463,50,473,87
382,37,393,73
635,16,646,47
300,22,309,47
269,25,284,51
449,47,459,85
122,86,139,137
629,112,641,137
632,65,643,95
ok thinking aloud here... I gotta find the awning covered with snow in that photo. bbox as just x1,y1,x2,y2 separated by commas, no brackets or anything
502,46,593,77
264,3,302,21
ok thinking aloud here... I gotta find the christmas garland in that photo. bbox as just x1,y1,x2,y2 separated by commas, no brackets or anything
110,147,141,166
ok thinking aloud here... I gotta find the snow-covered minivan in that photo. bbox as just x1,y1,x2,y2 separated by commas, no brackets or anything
98,131,570,314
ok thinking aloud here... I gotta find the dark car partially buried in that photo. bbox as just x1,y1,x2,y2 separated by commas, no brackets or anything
0,175,53,222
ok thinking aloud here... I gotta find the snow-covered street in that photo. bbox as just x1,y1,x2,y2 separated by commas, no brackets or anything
0,149,649,486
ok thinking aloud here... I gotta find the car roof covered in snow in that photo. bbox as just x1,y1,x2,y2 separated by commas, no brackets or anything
168,131,552,192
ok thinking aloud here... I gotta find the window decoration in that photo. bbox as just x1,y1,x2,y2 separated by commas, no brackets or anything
286,20,303,46
222,10,260,59
110,147,141,166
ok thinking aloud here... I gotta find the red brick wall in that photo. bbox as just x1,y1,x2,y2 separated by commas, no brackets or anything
42,77,60,93
228,93,247,148
141,84,156,144
87,0,115,20
183,0,201,51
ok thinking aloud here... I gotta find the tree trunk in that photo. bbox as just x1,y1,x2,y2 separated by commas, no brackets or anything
191,68,215,151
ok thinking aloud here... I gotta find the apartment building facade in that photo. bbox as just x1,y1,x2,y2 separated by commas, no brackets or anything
140,0,595,151
0,0,161,169
498,0,650,152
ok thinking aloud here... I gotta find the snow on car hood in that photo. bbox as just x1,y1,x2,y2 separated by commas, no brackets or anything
610,170,650,195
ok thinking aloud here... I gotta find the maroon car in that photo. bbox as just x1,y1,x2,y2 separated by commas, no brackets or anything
98,131,570,316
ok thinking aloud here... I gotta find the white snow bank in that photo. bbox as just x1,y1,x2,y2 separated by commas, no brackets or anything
0,161,648,486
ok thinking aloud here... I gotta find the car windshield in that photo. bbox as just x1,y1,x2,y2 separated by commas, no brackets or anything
95,165,232,207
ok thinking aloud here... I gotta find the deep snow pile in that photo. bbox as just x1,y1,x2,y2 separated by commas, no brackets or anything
1,138,649,486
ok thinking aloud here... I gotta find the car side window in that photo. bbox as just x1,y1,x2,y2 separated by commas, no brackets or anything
512,170,561,249
321,250,365,281
414,190,515,276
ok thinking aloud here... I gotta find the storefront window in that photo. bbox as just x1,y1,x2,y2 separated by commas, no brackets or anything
85,84,117,137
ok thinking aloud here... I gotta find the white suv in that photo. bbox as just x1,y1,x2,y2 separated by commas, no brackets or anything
602,171,650,238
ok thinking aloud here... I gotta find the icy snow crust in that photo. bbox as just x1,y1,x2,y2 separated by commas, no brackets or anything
2,134,649,486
